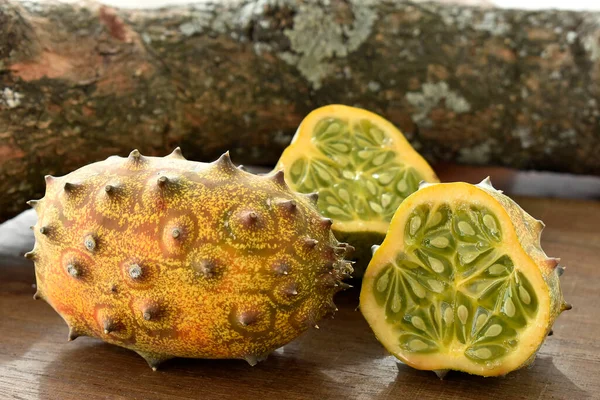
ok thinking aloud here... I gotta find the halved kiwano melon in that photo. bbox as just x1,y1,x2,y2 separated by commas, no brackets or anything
276,105,438,276
360,179,570,377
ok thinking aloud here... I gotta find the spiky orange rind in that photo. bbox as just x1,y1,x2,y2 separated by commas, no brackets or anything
28,149,353,369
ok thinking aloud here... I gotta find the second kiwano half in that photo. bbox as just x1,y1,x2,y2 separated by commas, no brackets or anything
276,105,439,276
278,105,569,377
360,179,569,377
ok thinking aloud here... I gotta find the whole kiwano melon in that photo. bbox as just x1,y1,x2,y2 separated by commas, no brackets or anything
27,149,354,369
360,179,570,377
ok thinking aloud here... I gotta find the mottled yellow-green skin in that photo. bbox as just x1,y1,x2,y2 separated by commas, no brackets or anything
29,149,353,369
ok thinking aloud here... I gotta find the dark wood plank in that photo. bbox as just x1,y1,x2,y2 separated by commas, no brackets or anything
1,196,598,400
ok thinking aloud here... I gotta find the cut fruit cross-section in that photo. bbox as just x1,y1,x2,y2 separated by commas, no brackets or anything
360,179,570,377
276,105,438,276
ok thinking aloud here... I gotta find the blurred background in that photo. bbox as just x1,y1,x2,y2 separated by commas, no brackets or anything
497,0,600,10
37,0,600,10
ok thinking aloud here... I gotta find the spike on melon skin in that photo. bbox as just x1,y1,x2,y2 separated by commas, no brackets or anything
275,105,439,277
27,148,353,369
360,179,569,377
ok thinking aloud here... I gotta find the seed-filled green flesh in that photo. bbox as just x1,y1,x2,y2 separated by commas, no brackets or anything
373,202,538,364
278,105,439,277
288,117,424,224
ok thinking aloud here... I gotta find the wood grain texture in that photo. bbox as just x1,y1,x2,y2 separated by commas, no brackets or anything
1,196,599,400
2,0,600,223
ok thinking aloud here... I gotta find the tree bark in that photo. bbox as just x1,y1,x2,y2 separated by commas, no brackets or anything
1,0,599,221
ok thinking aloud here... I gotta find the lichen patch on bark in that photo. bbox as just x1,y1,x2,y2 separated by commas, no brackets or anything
513,126,534,149
1,87,23,108
405,82,471,127
281,1,376,89
457,141,492,164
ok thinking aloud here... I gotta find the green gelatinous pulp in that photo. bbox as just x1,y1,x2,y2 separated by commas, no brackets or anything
373,202,538,364
288,118,424,223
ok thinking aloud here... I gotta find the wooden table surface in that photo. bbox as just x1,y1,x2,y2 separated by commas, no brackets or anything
1,196,599,400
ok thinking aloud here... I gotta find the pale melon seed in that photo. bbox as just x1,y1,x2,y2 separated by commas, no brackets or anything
474,348,493,360
342,170,354,180
372,153,387,166
317,167,331,181
338,188,350,203
430,236,449,248
504,297,516,317
429,211,442,226
326,196,340,206
370,128,384,142
483,214,498,233
376,272,389,292
475,313,487,330
443,307,454,325
333,156,350,168
409,216,422,236
327,206,345,215
358,150,370,160
519,286,532,305
411,280,426,298
370,201,384,213
325,123,340,134
459,249,478,264
428,257,444,273
428,279,444,293
378,172,394,185
477,281,491,294
396,180,408,193
366,180,377,195
291,161,303,176
331,143,348,152
485,324,503,337
458,221,475,236
381,194,392,208
409,339,428,351
458,305,469,325
488,264,505,275
411,316,426,331
391,294,402,313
